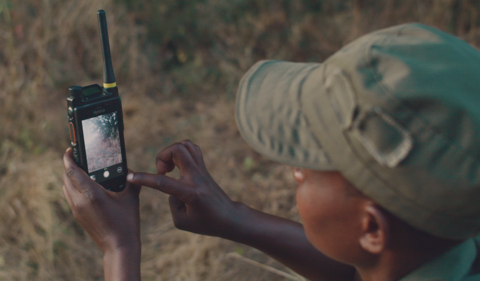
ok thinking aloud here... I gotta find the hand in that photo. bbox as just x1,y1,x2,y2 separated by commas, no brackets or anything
127,140,243,239
62,148,141,254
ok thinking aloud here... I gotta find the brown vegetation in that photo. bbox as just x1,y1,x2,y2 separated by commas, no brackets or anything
1,0,480,280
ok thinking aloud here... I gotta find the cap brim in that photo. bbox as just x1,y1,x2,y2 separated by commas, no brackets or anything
235,60,335,170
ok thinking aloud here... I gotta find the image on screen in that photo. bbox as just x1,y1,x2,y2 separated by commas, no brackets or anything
82,111,122,173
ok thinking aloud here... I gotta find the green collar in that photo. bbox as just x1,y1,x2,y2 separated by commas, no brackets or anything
400,237,478,281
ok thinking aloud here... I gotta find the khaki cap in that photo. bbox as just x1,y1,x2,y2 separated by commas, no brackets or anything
235,23,480,240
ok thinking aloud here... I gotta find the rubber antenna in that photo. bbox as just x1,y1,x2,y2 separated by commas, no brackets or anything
97,10,116,89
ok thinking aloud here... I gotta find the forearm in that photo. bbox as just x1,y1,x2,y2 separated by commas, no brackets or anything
103,245,141,281
224,203,355,281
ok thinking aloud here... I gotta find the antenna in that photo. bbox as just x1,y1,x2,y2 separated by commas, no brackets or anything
97,10,116,89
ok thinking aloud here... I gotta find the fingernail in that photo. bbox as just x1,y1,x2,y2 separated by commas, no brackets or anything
127,173,134,181
293,168,305,183
66,147,71,152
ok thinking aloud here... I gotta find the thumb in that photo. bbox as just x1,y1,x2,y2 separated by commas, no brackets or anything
64,148,103,197
127,172,192,202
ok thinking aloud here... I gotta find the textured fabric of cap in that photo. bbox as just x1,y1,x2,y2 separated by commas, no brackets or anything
236,61,334,170
235,23,480,240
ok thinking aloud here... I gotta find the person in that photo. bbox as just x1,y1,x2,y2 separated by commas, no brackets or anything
62,23,480,281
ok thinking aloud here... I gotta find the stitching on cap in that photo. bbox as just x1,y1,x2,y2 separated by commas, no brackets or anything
367,31,475,161
351,107,413,168
235,62,332,169
354,29,477,219
296,64,333,164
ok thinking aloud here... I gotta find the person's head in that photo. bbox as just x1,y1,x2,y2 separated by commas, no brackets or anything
292,168,459,266
235,23,480,264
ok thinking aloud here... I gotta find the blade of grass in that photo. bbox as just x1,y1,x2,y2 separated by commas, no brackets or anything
225,252,306,281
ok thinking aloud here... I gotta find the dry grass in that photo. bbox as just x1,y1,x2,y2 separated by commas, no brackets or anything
1,0,480,280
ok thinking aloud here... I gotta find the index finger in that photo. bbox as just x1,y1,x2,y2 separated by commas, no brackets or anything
127,172,194,203
156,143,198,175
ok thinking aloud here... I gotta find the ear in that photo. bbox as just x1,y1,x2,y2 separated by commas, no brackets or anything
358,203,389,254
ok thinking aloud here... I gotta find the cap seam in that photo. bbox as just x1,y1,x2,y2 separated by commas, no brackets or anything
295,64,332,164
366,31,478,164
356,32,479,220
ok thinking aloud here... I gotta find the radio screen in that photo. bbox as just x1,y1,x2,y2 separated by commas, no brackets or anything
82,111,123,180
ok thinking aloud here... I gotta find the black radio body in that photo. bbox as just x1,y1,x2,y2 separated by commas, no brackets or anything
67,10,127,192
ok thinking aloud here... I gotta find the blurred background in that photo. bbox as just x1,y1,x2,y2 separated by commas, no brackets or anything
1,0,480,280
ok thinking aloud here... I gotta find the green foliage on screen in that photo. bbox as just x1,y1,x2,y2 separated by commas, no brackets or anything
91,112,119,141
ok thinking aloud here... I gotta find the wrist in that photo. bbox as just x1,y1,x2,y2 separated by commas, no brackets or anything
103,243,141,281
219,203,301,251
220,201,254,242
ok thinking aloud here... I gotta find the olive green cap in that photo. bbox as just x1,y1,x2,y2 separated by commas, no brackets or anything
235,23,480,240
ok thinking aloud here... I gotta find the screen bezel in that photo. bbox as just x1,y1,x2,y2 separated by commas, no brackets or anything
75,98,128,192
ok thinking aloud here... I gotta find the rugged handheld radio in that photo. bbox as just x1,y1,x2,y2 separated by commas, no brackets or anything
67,10,128,192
